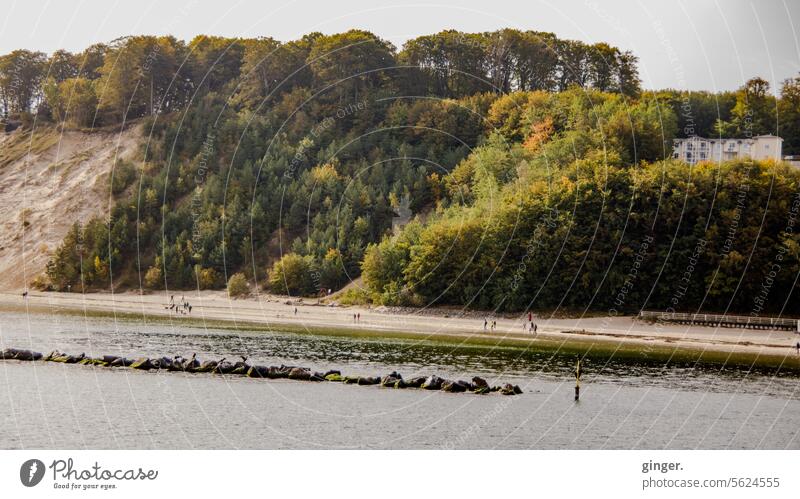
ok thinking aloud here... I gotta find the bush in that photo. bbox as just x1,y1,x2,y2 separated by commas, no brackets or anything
227,272,249,297
195,265,221,289
144,264,163,289
267,253,318,296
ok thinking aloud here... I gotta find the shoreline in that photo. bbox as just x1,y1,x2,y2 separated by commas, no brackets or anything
1,291,800,371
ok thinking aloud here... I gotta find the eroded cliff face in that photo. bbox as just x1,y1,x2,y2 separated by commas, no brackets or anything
0,124,141,290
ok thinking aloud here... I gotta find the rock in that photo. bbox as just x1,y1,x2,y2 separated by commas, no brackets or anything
230,362,250,375
357,376,380,385
246,366,270,378
471,376,489,388
380,373,402,387
513,385,523,394
78,357,106,366
130,358,154,370
421,375,444,390
472,386,490,394
65,353,85,364
288,367,311,380
43,351,61,361
499,383,517,395
110,357,133,367
215,361,235,374
323,369,341,377
309,372,326,381
393,379,407,389
442,380,469,393
14,350,43,361
325,373,344,382
405,376,427,388
101,355,120,364
342,376,360,384
455,380,472,392
1,348,20,359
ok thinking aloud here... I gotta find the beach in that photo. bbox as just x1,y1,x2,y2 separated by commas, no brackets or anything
2,290,798,369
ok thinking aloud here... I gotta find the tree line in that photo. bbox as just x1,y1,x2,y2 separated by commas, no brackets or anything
9,29,799,315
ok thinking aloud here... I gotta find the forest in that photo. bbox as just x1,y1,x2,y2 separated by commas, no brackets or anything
2,29,799,314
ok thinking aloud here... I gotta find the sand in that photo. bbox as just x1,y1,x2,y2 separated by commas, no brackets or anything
1,290,799,365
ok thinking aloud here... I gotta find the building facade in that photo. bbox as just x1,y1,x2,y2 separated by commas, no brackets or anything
672,135,783,165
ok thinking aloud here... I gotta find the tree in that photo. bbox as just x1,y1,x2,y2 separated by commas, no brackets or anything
779,76,800,154
44,77,98,127
0,49,47,116
267,253,318,296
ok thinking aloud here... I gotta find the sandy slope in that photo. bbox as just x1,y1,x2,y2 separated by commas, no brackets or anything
0,124,141,290
2,290,799,363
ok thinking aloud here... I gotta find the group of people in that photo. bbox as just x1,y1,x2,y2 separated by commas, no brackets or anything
353,312,362,323
166,295,192,314
482,312,539,334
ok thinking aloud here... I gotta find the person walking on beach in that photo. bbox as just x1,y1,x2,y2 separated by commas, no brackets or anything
357,312,361,322
484,318,488,331
294,307,298,316
796,341,800,355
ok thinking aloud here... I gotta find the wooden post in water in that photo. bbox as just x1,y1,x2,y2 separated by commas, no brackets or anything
574,358,581,401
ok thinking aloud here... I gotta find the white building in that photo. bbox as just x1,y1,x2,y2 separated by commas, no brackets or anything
672,135,783,165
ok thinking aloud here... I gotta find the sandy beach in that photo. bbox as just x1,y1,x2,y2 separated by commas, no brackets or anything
1,290,799,368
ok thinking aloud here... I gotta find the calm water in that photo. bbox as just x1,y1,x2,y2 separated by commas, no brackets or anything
0,311,798,449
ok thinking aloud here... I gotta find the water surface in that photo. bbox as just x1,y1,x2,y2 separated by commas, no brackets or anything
1,312,798,449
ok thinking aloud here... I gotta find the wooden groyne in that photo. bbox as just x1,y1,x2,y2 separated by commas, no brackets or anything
639,311,800,331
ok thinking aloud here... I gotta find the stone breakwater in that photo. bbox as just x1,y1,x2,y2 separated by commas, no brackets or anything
0,348,524,396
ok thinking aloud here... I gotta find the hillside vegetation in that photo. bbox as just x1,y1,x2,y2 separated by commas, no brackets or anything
1,29,799,314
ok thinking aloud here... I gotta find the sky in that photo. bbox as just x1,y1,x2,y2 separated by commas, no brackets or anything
1,0,798,93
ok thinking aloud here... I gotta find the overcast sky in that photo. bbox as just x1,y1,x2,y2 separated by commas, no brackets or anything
1,0,798,92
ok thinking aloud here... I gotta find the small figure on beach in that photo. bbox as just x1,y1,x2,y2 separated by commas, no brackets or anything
357,313,361,322
21,290,28,298
483,318,487,331
796,341,800,355
533,323,538,333
294,307,298,316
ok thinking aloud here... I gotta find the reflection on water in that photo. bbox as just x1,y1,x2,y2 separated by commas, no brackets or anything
1,312,798,449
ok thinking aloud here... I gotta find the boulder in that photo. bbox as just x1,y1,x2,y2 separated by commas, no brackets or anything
1,348,20,359
472,386,490,395
101,355,120,364
130,358,154,370
405,376,427,388
247,365,269,378
357,376,380,386
323,369,341,377
230,362,250,375
288,367,311,380
65,353,85,364
380,372,403,387
110,357,133,367
393,379,407,389
14,350,43,361
499,383,517,395
442,380,469,393
325,373,344,382
471,376,489,389
309,372,326,381
421,375,444,390
215,361,235,374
